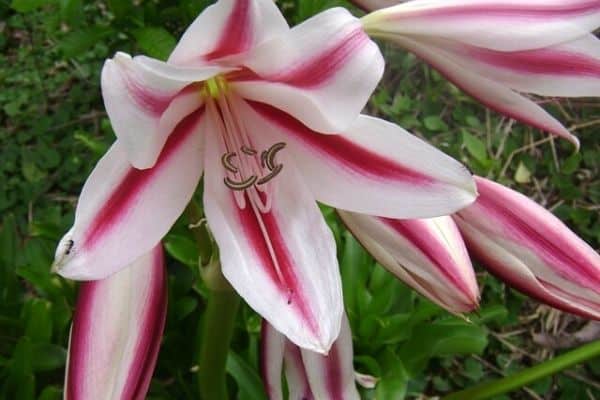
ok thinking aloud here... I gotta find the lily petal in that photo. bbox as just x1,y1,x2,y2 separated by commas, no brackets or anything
203,106,342,353
421,35,600,98
261,315,360,400
260,320,286,400
339,211,479,314
362,0,600,51
247,101,476,219
389,36,580,147
300,314,360,400
54,110,205,280
65,245,167,400
101,52,216,168
454,176,600,319
284,343,314,400
168,0,289,66
232,7,384,133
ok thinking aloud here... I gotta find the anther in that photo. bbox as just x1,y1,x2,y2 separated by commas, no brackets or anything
224,175,258,191
221,152,239,173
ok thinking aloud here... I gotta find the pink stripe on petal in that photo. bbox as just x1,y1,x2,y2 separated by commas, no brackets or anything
381,218,476,301
82,108,204,250
461,231,600,320
127,248,167,399
248,101,432,185
203,0,253,61
467,46,600,78
237,193,319,336
66,246,166,400
325,345,343,399
122,73,174,116
472,177,600,292
392,1,600,20
391,36,578,146
232,27,370,89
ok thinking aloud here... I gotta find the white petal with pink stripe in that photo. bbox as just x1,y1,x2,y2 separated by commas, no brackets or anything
339,212,479,314
233,7,384,133
454,176,600,319
54,110,205,280
65,245,167,400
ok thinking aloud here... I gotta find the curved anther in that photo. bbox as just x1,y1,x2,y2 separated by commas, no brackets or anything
241,145,257,156
224,175,258,191
221,151,239,173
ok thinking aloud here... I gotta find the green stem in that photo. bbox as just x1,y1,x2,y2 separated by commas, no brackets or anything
443,340,600,400
197,261,240,400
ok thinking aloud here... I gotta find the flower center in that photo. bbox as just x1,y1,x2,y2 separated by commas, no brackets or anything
203,77,286,212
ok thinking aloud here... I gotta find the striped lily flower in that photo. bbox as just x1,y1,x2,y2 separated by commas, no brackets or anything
454,176,600,320
261,314,360,400
53,0,476,353
65,245,167,400
359,0,600,147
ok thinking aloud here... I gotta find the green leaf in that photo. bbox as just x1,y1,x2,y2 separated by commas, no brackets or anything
23,298,53,343
462,130,488,163
423,115,448,132
399,320,488,374
133,27,177,61
226,351,267,400
60,27,113,58
164,234,199,267
375,350,408,400
174,296,198,321
38,386,63,400
11,0,45,12
31,344,67,371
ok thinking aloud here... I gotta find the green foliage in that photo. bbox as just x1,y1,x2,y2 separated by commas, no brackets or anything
1,1,599,399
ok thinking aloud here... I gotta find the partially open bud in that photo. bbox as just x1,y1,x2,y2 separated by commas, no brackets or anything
65,245,167,400
454,176,600,320
339,211,479,314
261,314,360,400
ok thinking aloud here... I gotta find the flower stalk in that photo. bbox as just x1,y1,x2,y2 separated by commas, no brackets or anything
197,259,240,400
442,340,600,400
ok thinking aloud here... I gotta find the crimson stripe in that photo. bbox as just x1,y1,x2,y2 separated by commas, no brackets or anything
400,38,572,138
472,179,600,291
468,46,600,77
127,247,167,400
325,346,344,400
67,281,99,399
460,229,600,320
381,218,475,299
287,343,314,399
236,192,318,335
82,108,204,250
394,1,599,20
203,0,253,61
122,72,173,116
229,27,369,89
248,101,432,185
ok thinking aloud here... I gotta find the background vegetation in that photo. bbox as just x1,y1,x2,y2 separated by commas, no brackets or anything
1,0,599,399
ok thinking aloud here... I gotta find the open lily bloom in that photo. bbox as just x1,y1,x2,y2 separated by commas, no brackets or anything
359,0,600,147
65,246,167,400
261,314,360,400
338,212,479,314
453,176,600,320
52,0,476,353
